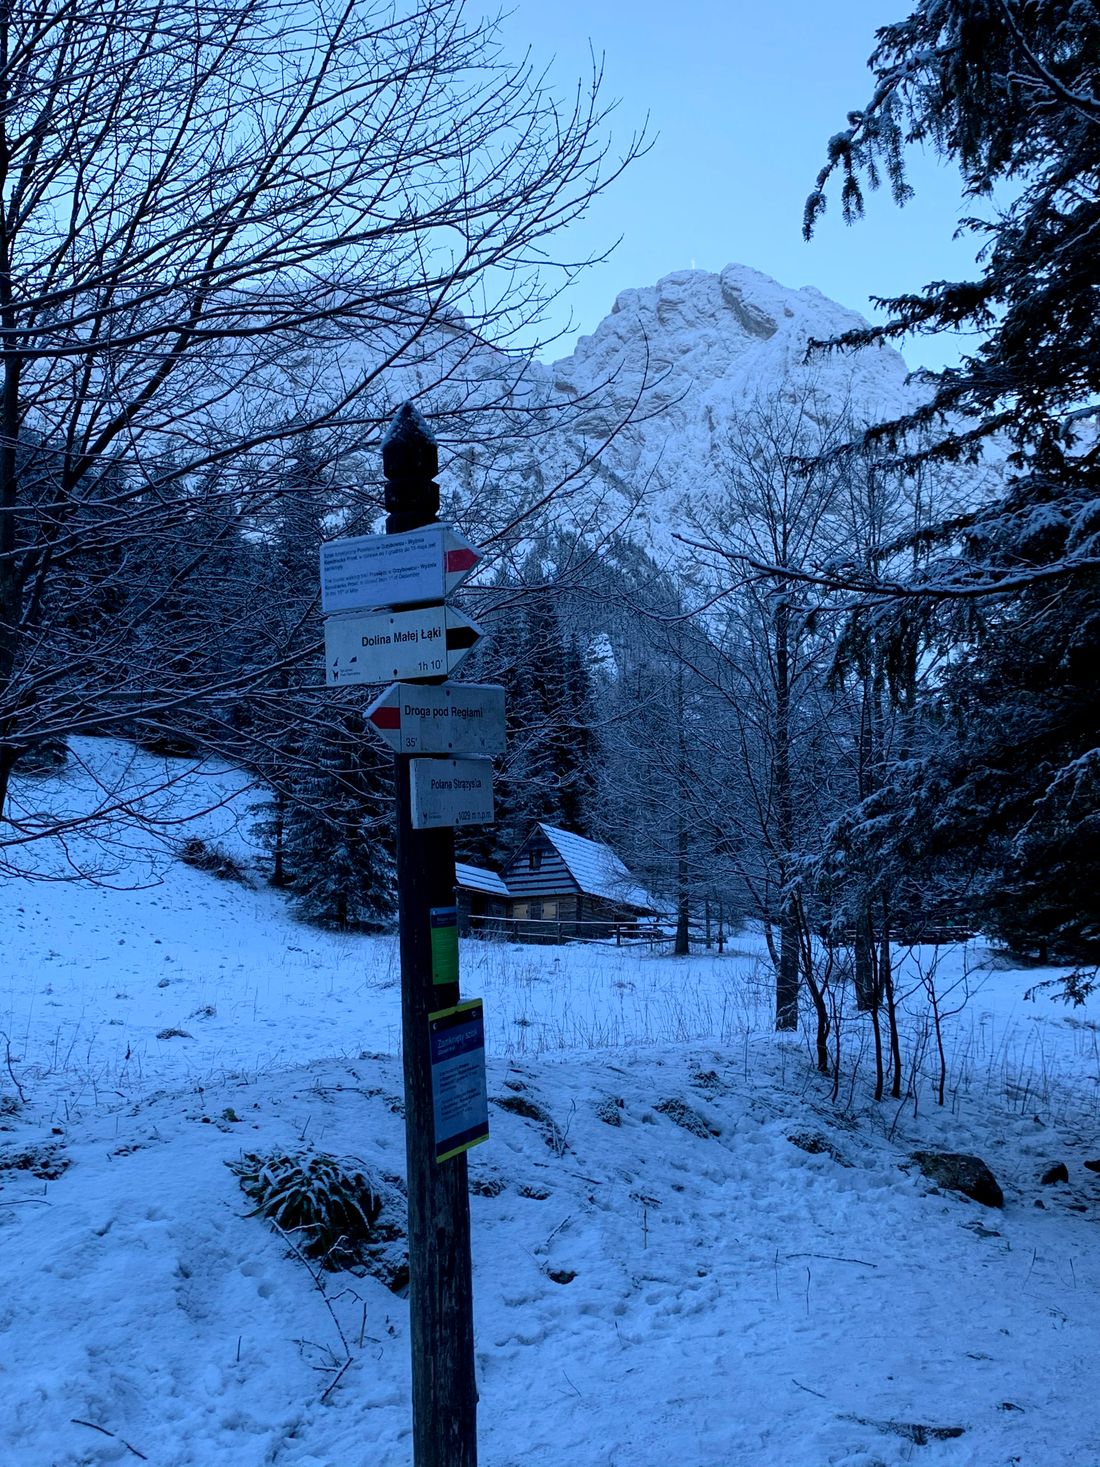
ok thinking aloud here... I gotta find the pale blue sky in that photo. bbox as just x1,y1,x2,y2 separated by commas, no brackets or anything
497,0,980,370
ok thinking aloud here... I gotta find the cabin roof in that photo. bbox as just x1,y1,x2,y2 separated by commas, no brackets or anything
526,823,657,912
455,862,512,898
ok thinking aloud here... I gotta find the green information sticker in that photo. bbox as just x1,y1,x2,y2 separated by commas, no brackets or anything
430,905,459,985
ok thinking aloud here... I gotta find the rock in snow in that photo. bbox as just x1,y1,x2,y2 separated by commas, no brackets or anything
910,1150,1005,1209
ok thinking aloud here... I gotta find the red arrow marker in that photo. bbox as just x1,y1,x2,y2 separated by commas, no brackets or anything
445,546,478,574
363,681,506,754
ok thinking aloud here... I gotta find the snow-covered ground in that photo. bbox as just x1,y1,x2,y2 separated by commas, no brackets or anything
2,741,1099,1467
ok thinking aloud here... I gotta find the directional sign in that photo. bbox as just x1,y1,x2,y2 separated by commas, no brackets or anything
364,682,506,755
320,524,480,614
324,606,483,686
410,757,494,829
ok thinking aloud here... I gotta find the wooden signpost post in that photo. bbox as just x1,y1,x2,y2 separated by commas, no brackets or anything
320,401,494,1467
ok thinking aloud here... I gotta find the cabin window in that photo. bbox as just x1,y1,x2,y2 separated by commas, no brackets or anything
528,848,542,871
512,902,529,921
542,900,557,920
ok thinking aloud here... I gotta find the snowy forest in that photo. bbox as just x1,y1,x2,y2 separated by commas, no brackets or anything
1,1,1099,1464
2,0,1095,1003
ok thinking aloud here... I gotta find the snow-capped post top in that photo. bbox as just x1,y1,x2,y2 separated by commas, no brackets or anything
383,401,439,534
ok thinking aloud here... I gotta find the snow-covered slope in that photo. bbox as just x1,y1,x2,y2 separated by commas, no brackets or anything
2,740,1099,1466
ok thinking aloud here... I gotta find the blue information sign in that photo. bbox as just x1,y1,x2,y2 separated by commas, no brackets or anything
428,999,489,1163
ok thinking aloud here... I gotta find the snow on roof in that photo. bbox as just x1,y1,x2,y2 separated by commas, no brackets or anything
536,824,657,912
455,862,511,898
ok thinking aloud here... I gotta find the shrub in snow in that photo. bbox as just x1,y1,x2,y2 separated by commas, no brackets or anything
177,836,251,885
653,1097,719,1138
490,1091,571,1154
13,738,68,775
0,1143,70,1180
229,1149,386,1269
787,1130,849,1166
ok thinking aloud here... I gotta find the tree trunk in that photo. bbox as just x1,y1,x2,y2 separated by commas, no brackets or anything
773,598,798,1029
853,675,878,1012
801,923,832,1074
674,830,690,956
776,898,800,1030
854,903,877,1012
0,65,21,825
270,789,289,887
673,668,690,956
882,927,902,1101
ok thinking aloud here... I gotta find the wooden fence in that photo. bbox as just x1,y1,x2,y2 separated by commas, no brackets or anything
465,912,672,948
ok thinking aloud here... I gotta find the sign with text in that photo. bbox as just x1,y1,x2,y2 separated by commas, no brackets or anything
429,998,489,1163
409,757,494,830
364,681,506,755
320,524,479,614
324,606,482,686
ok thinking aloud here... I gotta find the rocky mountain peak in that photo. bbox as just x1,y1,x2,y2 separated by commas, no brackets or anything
552,263,916,437
513,264,926,559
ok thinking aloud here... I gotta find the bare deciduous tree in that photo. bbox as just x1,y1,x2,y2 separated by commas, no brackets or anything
0,0,644,839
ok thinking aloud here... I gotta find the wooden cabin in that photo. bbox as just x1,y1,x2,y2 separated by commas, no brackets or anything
454,861,511,936
497,823,659,941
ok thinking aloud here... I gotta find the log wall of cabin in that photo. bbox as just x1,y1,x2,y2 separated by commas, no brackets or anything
501,840,577,903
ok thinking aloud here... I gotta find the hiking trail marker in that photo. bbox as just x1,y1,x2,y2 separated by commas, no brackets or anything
320,402,504,1466
365,682,506,755
320,524,479,614
324,605,482,686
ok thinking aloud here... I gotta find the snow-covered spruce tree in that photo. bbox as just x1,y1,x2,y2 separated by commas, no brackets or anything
119,469,267,755
283,706,394,931
506,598,599,841
805,0,1100,968
245,441,331,888
588,550,745,957
0,0,644,847
455,558,603,870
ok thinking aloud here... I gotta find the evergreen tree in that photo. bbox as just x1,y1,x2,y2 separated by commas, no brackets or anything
591,556,747,950
129,471,264,753
508,597,597,836
458,584,600,868
558,633,599,832
283,707,394,931
807,0,1100,966
247,441,329,885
